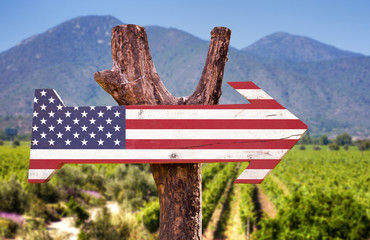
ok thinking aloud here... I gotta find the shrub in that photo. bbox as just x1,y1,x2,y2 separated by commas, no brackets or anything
335,133,352,146
313,145,321,150
0,178,27,214
29,183,61,203
0,140,3,145
357,140,370,151
0,218,18,238
328,143,340,151
142,201,160,233
67,197,89,227
107,165,157,210
319,135,329,145
20,218,52,239
80,207,119,240
299,133,311,145
364,140,370,150
56,166,86,192
358,144,365,151
299,145,306,150
29,198,60,222
344,144,349,150
12,140,20,148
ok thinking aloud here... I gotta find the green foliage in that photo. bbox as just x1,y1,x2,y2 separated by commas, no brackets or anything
299,132,311,144
0,177,27,213
80,207,119,240
239,185,256,234
0,131,5,140
56,166,87,192
12,140,20,148
80,165,106,192
0,145,29,181
142,201,160,233
106,165,157,210
202,162,238,229
319,135,329,145
28,183,62,203
67,197,89,227
313,145,321,150
20,218,53,240
28,198,61,222
328,143,340,151
80,206,152,240
202,163,226,190
335,132,352,146
1,143,369,239
0,145,158,239
356,139,370,151
0,218,18,238
364,140,370,149
255,190,369,239
256,147,370,239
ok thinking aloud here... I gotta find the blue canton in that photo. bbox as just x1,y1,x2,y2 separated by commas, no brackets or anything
31,89,126,149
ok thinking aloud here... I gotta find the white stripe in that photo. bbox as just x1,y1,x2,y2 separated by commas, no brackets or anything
126,109,297,120
28,169,57,180
126,129,306,140
236,89,273,99
30,149,288,160
236,169,271,180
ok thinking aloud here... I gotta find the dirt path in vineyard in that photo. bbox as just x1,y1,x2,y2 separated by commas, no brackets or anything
222,184,246,240
203,163,242,240
255,185,277,219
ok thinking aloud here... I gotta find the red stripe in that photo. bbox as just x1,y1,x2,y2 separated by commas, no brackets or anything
29,179,50,183
234,179,263,184
125,100,283,109
247,100,284,109
126,119,306,129
29,158,260,168
29,160,64,169
125,139,297,149
247,160,280,169
228,82,260,89
29,159,281,169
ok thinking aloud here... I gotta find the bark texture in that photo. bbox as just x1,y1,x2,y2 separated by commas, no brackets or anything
95,24,231,240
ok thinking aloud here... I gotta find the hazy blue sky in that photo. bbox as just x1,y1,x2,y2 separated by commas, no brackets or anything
1,0,370,55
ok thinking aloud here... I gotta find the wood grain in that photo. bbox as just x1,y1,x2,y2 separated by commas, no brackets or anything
94,24,231,239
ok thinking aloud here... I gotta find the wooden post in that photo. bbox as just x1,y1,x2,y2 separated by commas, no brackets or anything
95,24,231,239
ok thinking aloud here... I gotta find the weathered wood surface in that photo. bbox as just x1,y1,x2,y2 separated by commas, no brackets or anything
94,24,231,240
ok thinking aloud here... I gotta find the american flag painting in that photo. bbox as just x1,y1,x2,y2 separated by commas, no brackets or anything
29,82,307,183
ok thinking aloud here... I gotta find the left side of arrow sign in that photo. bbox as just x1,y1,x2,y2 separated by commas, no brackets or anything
29,89,127,183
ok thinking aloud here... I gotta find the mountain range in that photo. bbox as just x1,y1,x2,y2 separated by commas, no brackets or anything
0,15,369,137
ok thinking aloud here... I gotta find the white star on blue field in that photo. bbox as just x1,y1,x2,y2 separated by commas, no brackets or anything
31,89,126,149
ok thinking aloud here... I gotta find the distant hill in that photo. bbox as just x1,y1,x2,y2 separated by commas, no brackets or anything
0,15,369,137
242,32,363,62
0,15,122,114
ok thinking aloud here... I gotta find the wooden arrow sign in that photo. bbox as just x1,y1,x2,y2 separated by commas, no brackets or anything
28,81,307,184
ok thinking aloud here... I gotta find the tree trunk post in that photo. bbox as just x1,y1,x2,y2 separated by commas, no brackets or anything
95,24,231,239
